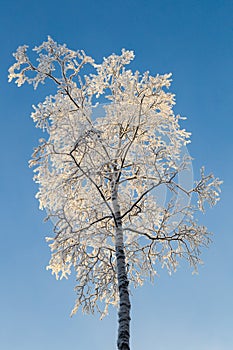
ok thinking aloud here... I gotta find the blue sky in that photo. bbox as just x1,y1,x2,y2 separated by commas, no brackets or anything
1,0,232,349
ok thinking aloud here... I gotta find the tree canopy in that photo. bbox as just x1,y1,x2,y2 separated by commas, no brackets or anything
9,36,222,349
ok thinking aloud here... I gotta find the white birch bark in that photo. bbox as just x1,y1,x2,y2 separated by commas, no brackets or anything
112,185,131,350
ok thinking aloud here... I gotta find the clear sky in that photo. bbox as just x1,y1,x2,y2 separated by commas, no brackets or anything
0,0,232,349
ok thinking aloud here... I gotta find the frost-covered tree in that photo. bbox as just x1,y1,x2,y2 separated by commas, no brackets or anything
9,37,222,350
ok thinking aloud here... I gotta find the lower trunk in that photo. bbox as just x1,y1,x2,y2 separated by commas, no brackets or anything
112,187,131,350
115,243,131,350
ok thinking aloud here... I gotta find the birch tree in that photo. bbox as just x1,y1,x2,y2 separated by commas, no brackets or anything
9,37,222,350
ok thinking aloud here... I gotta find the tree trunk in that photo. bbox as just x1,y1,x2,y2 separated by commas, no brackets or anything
115,244,131,350
112,187,131,350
